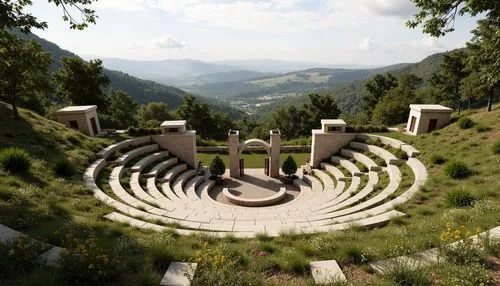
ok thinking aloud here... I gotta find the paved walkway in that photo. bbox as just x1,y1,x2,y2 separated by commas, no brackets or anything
210,169,300,206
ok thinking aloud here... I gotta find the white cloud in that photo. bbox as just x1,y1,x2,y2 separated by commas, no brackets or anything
358,37,376,51
154,36,187,49
359,0,418,17
412,36,446,52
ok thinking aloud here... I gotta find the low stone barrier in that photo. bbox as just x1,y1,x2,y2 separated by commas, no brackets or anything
223,187,287,207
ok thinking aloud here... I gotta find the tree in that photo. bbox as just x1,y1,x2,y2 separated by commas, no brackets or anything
466,19,500,112
430,51,469,114
0,31,52,119
138,102,170,127
361,73,398,119
407,0,499,37
53,57,110,107
209,155,225,179
302,93,341,131
101,90,138,129
282,155,297,177
0,0,98,33
271,105,305,140
372,73,423,126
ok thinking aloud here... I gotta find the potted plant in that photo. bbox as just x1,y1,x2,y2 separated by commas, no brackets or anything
209,155,226,184
281,155,297,184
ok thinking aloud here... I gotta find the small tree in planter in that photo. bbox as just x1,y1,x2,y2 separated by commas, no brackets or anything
282,155,297,183
209,155,225,182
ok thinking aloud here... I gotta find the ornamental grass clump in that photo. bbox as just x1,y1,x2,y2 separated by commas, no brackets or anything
440,223,482,265
445,189,475,207
428,154,446,165
51,156,76,177
457,116,474,129
0,147,31,174
381,261,431,286
493,140,500,154
444,161,471,179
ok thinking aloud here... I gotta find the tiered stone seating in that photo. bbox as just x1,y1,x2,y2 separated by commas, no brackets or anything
84,134,428,237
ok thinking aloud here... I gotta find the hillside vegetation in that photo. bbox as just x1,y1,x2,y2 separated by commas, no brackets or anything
0,101,499,285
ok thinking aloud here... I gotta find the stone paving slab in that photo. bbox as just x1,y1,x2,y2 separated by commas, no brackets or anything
160,262,197,286
36,246,65,267
310,260,346,284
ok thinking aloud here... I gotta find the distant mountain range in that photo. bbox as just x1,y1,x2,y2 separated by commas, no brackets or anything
13,31,246,119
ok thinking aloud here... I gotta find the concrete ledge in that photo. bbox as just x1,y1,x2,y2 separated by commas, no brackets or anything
161,262,198,286
113,144,158,166
130,151,169,172
97,136,151,159
310,260,346,284
223,187,287,207
349,142,404,166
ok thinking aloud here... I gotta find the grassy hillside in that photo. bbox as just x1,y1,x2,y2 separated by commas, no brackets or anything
0,102,499,285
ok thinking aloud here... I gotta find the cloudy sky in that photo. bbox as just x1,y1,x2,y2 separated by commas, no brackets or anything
28,0,478,65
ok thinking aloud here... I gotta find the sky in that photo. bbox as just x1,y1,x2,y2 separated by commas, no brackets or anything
28,0,479,66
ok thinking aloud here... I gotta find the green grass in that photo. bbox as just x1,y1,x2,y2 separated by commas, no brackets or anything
1,101,500,285
197,152,310,169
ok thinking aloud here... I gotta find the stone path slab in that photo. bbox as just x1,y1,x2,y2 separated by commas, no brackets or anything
310,260,346,284
160,262,197,286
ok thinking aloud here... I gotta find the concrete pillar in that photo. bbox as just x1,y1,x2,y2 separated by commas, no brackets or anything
228,130,240,178
269,129,281,178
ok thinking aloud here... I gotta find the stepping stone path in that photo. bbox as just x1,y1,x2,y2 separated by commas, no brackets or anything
0,223,65,267
310,260,346,284
369,226,500,273
160,262,197,286
83,135,429,237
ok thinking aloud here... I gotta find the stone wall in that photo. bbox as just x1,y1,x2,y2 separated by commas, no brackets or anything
152,131,197,168
56,109,101,136
310,131,357,167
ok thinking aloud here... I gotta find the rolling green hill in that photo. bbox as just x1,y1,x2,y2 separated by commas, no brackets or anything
13,31,246,119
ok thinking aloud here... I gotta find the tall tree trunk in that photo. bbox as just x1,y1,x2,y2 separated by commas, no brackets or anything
486,87,493,112
468,97,472,109
457,101,461,115
11,93,19,120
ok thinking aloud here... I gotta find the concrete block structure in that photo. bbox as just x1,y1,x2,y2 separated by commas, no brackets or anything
310,119,356,167
55,105,102,136
228,130,281,178
152,121,197,168
406,104,453,135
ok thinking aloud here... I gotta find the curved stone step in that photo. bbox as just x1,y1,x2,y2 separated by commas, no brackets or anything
340,148,380,171
113,144,158,166
331,156,364,176
143,157,178,178
131,151,169,172
97,136,151,159
349,142,404,166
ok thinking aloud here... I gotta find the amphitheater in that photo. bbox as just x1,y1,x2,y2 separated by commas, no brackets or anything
84,120,428,238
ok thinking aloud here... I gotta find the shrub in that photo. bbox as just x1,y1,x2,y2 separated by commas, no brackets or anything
282,155,297,177
0,147,31,174
209,155,225,178
493,140,500,154
474,123,491,133
440,223,482,265
346,125,388,133
429,154,446,165
440,263,492,286
393,148,409,160
382,261,431,286
444,161,471,179
457,117,474,129
445,189,475,207
51,156,76,177
127,126,161,136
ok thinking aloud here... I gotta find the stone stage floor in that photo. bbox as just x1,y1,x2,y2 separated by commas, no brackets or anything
209,168,300,206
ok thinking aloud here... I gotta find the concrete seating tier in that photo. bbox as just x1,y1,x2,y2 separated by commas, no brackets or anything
143,158,178,178
113,144,158,166
350,141,407,166
131,151,169,172
356,133,421,158
97,136,151,159
84,135,428,237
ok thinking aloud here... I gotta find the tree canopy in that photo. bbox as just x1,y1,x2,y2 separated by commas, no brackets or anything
0,31,52,119
53,57,110,107
101,90,139,129
407,0,500,37
0,0,98,33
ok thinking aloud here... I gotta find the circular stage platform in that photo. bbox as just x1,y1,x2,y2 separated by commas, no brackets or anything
209,169,300,206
